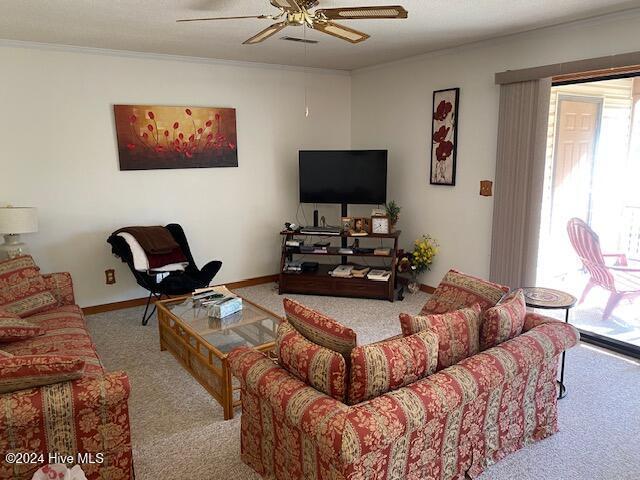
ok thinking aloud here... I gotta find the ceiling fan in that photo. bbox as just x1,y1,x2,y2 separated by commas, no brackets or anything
177,1,408,45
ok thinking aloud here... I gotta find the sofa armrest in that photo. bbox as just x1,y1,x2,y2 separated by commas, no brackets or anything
523,311,580,335
42,272,75,306
340,320,579,464
229,347,349,463
0,371,132,480
521,316,580,351
523,312,557,331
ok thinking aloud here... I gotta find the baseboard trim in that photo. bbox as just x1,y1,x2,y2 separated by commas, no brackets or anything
82,274,279,315
227,274,279,289
397,277,436,294
83,297,149,315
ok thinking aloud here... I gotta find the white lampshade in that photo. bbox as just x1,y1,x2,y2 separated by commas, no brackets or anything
0,207,38,234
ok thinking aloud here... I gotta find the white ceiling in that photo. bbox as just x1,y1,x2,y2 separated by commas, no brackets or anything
2,0,640,70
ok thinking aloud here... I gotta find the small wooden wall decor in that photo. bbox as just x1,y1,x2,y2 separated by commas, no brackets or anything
480,180,493,196
430,88,459,186
114,105,238,170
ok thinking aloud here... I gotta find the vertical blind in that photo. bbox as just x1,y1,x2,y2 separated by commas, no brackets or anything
490,78,552,287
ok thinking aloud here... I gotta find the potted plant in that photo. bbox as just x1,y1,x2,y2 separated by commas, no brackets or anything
397,235,439,294
385,201,401,230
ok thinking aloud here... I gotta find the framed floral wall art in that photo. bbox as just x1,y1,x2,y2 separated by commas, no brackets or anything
114,105,238,170
430,88,459,186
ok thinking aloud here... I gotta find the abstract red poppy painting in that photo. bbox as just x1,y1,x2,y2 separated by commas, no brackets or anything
430,88,459,185
113,105,238,170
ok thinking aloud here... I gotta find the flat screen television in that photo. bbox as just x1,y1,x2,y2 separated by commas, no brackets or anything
299,150,387,205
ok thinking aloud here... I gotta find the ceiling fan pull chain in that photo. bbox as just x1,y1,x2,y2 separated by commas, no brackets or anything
304,23,310,118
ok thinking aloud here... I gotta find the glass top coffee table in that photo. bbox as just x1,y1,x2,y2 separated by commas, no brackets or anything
156,288,282,419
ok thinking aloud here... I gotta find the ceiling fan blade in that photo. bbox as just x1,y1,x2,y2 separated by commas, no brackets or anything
270,0,301,11
243,22,288,45
315,5,408,20
313,20,370,44
177,15,269,22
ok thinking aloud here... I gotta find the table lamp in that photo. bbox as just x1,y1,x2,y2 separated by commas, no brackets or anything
0,206,38,260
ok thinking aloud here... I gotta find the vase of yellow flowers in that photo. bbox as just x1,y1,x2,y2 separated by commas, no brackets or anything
398,235,438,294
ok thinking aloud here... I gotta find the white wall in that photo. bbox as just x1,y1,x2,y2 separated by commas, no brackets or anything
0,45,351,307
351,10,640,288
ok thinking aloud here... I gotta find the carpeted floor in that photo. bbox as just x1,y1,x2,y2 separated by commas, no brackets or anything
86,283,640,480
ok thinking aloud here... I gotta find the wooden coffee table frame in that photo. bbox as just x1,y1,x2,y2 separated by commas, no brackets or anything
156,294,282,420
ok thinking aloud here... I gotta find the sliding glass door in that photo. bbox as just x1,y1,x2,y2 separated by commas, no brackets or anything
537,74,640,357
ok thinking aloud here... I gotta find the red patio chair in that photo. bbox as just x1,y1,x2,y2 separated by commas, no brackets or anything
567,218,640,320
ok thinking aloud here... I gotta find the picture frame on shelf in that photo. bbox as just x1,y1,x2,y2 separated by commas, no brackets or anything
371,215,390,235
351,217,370,236
341,217,353,232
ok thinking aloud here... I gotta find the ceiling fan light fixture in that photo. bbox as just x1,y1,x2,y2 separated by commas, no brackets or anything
178,2,408,45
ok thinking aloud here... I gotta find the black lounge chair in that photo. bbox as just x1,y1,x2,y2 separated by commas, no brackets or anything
107,223,222,325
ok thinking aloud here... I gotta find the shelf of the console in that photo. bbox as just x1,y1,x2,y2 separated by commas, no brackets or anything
282,247,393,258
280,230,401,239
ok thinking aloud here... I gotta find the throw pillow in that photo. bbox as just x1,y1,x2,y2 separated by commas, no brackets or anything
276,322,347,402
480,289,527,350
0,255,57,317
0,355,85,393
0,308,46,342
348,329,439,405
420,269,509,315
283,298,357,360
399,304,482,370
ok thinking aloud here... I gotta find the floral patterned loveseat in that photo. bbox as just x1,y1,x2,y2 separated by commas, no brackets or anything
0,267,133,480
229,269,579,480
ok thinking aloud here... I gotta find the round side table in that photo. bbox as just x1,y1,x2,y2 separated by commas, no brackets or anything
522,287,577,400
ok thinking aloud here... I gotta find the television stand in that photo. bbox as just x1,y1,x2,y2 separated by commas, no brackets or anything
278,228,400,302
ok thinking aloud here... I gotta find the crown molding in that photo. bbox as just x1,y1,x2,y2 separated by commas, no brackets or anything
0,38,351,76
352,6,640,74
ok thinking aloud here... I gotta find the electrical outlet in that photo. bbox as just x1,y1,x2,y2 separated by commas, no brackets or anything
105,269,116,285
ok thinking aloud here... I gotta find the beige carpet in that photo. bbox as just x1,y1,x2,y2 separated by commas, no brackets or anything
86,283,640,480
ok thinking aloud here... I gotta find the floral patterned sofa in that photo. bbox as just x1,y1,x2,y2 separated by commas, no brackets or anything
0,261,133,480
229,269,580,480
